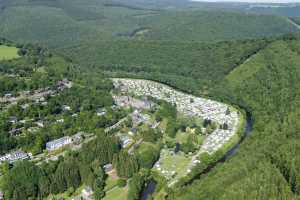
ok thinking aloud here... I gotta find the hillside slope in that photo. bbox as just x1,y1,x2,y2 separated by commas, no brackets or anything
62,39,268,94
171,36,300,200
0,0,298,48
138,11,300,41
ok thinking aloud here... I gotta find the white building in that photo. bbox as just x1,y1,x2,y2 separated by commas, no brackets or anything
0,150,29,163
46,136,72,151
82,186,93,200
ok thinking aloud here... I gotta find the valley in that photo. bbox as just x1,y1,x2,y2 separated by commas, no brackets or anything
1,1,300,200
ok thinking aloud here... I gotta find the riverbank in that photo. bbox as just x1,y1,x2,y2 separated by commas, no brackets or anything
144,111,251,200
113,78,251,200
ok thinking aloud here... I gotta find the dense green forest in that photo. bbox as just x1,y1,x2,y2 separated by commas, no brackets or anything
0,0,298,49
163,35,300,200
63,39,269,94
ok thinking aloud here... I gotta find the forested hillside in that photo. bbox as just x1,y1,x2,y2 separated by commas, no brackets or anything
166,35,300,200
0,0,298,49
63,39,269,94
133,11,298,41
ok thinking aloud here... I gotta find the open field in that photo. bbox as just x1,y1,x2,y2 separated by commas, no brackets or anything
0,45,19,60
103,186,128,200
154,149,191,180
105,170,119,191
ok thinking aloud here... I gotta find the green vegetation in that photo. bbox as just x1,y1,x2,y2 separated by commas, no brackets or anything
105,176,119,192
2,133,119,200
0,0,298,49
137,10,299,41
155,152,191,180
136,142,160,169
113,151,139,178
166,36,300,200
0,45,19,60
103,186,128,200
64,39,268,94
1,1,300,199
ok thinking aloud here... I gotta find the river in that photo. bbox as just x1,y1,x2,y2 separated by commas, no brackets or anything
140,111,253,200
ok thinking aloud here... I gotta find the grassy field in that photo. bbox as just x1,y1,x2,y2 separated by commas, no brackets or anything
0,45,19,60
103,186,128,200
104,171,119,192
154,149,191,181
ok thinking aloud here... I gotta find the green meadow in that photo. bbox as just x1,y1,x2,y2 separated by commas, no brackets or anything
0,45,19,60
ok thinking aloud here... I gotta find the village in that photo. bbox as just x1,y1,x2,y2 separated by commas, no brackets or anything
112,78,240,154
112,78,241,184
0,77,241,199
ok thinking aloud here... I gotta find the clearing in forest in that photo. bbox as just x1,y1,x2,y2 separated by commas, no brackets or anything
0,45,20,60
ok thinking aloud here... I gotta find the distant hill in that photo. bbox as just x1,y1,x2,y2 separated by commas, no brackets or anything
0,0,298,49
135,10,299,41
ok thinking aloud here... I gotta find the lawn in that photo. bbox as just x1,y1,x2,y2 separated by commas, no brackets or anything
175,131,204,145
104,171,119,191
0,45,20,60
154,149,191,180
103,186,128,200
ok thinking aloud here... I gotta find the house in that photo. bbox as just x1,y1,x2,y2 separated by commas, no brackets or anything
62,105,71,111
46,136,72,151
82,186,93,200
103,163,113,173
21,103,30,109
72,132,84,143
131,110,150,125
151,121,160,129
9,128,23,136
9,150,29,162
9,116,18,124
119,135,133,148
56,119,64,123
20,119,27,124
4,93,12,98
28,127,39,133
35,96,45,103
96,108,107,116
128,128,137,136
57,79,73,91
71,196,82,200
122,139,133,148
0,150,29,163
35,121,44,128
41,101,48,106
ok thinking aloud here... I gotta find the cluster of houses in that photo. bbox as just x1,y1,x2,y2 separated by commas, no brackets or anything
131,109,151,126
112,78,242,184
112,78,240,155
3,79,74,138
1,79,72,104
0,133,84,164
0,150,30,164
200,129,235,153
